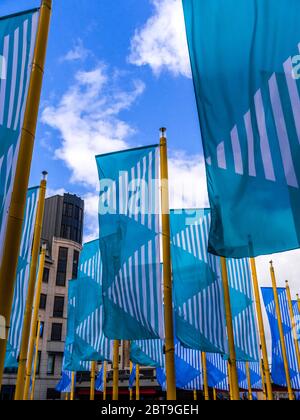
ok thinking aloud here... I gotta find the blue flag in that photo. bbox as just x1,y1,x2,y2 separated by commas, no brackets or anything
5,186,39,368
292,300,300,344
206,353,229,391
96,145,164,340
128,364,136,390
170,209,227,354
183,0,300,258
0,9,39,264
56,367,73,393
236,362,263,391
95,365,105,392
262,287,300,389
64,240,112,371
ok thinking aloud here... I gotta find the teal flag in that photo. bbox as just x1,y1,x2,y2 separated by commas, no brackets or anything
64,240,112,372
183,0,300,257
0,9,39,264
170,209,227,354
5,186,39,368
96,145,164,340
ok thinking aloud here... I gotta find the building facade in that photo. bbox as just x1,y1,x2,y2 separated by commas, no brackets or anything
2,193,84,401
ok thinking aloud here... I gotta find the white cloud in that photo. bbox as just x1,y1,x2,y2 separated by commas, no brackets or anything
42,64,145,189
129,0,191,78
60,38,91,62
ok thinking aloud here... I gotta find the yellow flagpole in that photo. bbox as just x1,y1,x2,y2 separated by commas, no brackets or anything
103,362,107,401
112,340,119,401
0,0,52,387
245,362,253,401
228,361,233,401
286,281,300,372
29,319,41,400
65,393,69,401
136,364,140,401
90,361,96,401
201,352,209,401
14,173,47,400
270,262,294,401
220,257,239,400
129,361,133,401
297,294,300,313
193,390,197,401
159,128,176,401
70,372,75,401
250,257,273,400
213,388,217,401
24,243,47,400
260,360,267,401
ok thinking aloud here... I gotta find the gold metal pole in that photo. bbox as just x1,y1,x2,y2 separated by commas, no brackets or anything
136,364,140,401
286,281,300,372
228,361,233,401
23,244,46,400
0,0,52,387
65,393,69,401
193,390,197,401
270,262,294,401
250,257,273,400
90,361,96,401
70,372,75,401
112,340,119,401
260,360,267,401
15,173,47,400
103,362,107,401
213,388,217,401
245,362,253,401
202,352,209,401
220,257,239,400
159,128,176,400
129,361,133,401
30,319,41,400
297,294,300,313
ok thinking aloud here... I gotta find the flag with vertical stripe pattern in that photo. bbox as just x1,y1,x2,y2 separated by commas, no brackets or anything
0,9,39,265
96,145,164,340
5,186,39,368
262,287,300,389
206,353,229,391
183,0,300,258
170,208,227,354
236,362,263,390
64,241,112,372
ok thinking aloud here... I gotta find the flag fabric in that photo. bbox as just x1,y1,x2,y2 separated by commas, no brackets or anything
4,186,39,368
95,365,105,392
64,240,112,371
236,362,263,391
96,145,164,340
55,369,73,393
0,9,40,265
206,353,229,391
170,209,227,354
131,339,203,390
292,300,300,343
227,258,260,362
182,0,300,258
262,287,300,389
128,364,136,390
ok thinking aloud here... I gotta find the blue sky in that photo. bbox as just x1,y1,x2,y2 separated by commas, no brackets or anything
1,0,300,302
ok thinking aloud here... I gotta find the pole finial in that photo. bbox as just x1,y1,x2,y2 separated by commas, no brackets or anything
42,171,48,181
159,127,167,138
269,260,273,268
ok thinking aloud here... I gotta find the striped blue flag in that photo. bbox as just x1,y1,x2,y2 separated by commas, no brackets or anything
183,0,300,258
206,353,229,391
64,240,112,371
95,365,105,392
236,362,263,391
227,258,260,362
292,300,300,344
56,367,73,393
131,339,203,390
0,8,39,265
170,209,227,354
128,364,136,390
262,287,300,389
96,145,164,340
4,186,39,368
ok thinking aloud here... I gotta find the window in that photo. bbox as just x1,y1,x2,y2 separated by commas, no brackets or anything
53,296,64,318
51,323,62,342
72,250,79,279
47,354,56,375
40,322,44,338
43,267,49,284
67,203,73,217
56,247,68,286
36,351,42,375
39,294,47,310
74,205,79,220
